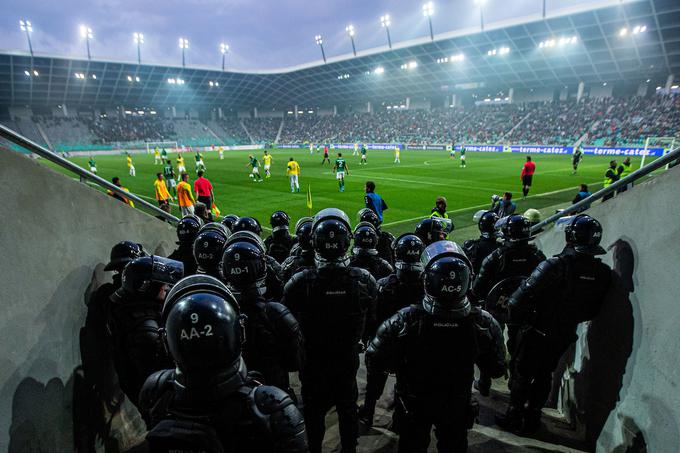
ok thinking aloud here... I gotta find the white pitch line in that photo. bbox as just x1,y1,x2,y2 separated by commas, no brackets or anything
382,180,603,227
356,173,504,192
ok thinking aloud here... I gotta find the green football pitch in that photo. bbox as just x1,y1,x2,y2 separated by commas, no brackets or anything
57,148,633,238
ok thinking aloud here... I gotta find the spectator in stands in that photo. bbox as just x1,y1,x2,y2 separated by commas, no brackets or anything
177,173,196,216
364,181,388,222
492,192,517,217
153,173,172,214
194,170,214,216
107,177,134,207
572,184,592,212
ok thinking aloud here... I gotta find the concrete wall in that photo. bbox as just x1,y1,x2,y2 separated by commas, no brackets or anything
533,166,680,452
0,150,176,452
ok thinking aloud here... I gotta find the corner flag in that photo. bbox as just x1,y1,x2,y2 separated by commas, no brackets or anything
306,185,313,211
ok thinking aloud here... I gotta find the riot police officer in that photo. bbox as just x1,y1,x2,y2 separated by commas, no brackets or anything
221,234,303,391
281,217,315,283
232,216,263,236
358,208,395,265
359,233,425,428
139,275,308,452
108,255,183,406
193,222,231,278
469,215,546,396
82,241,147,408
366,241,506,452
220,213,239,231
463,210,500,274
264,210,297,264
169,215,202,275
414,217,451,246
349,222,394,281
283,208,378,453
498,215,612,434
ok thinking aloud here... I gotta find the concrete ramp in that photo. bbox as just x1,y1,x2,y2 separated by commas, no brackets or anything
533,166,680,452
0,150,175,452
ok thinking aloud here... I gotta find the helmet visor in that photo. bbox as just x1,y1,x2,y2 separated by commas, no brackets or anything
151,256,185,285
313,208,351,230
420,240,467,268
472,210,487,224
554,215,578,233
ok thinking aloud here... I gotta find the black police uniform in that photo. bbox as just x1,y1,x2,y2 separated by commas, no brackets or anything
376,230,396,266
168,245,198,275
504,246,612,432
349,250,394,281
367,306,505,452
139,275,308,452
280,249,315,283
107,257,183,406
463,235,500,275
265,230,297,264
169,216,203,275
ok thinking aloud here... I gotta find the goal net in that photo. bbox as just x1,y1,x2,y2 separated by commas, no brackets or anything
145,141,179,154
640,136,677,169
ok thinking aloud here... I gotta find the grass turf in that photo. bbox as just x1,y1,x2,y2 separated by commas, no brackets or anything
52,148,637,240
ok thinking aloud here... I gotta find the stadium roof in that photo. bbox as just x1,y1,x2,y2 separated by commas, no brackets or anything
1,0,679,111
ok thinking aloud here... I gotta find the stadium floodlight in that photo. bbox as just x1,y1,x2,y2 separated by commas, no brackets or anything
473,0,486,31
24,70,30,77
374,66,385,75
220,43,229,70
80,25,93,60
619,27,628,37
20,20,34,56
380,15,392,49
346,25,357,57
91,74,97,79
422,2,434,41
451,53,465,62
400,60,418,70
74,72,85,79
314,35,327,63
133,33,144,64
179,38,189,67
632,25,647,34
33,69,39,76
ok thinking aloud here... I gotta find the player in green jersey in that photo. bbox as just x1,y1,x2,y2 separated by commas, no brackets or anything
332,152,350,192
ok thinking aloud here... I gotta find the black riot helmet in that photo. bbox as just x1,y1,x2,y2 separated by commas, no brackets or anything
473,210,499,236
176,215,203,245
420,241,473,316
162,275,244,377
295,217,314,251
353,222,379,251
311,208,352,262
414,217,451,245
221,214,239,231
221,241,268,293
270,211,291,232
193,223,230,275
357,208,381,229
104,241,147,272
495,215,532,242
232,217,263,237
392,233,425,273
121,255,184,297
557,214,606,255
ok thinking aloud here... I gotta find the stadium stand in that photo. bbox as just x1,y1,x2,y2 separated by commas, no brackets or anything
39,116,97,147
87,115,177,144
208,118,251,145
243,117,282,144
169,119,220,146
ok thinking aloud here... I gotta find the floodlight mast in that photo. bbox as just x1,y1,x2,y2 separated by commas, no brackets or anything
133,32,144,64
179,38,189,67
381,15,392,49
220,43,229,70
20,20,34,56
80,25,93,60
314,35,327,63
346,25,357,57
474,0,486,31
422,2,434,41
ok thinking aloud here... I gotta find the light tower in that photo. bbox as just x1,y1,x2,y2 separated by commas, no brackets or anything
422,2,434,41
220,43,229,70
80,25,93,60
19,20,34,56
133,32,144,64
474,0,486,31
178,38,189,68
345,25,357,57
314,35,326,63
381,15,392,49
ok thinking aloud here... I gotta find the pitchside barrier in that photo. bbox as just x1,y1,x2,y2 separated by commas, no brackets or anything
278,143,668,156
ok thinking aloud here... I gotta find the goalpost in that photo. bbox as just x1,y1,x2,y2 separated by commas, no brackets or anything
145,141,180,154
640,136,676,169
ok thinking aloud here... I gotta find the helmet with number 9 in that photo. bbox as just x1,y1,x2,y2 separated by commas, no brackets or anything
233,217,263,237
353,222,379,250
420,241,473,315
392,233,425,273
221,241,267,292
193,223,230,275
357,208,381,228
312,208,352,261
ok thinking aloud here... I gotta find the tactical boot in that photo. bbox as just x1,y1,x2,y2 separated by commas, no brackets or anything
474,375,491,397
495,406,524,433
358,404,375,428
522,408,542,434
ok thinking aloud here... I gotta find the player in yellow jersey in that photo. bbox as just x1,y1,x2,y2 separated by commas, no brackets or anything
218,146,224,160
286,157,300,193
177,153,186,173
394,144,401,164
263,150,273,178
126,153,136,177
154,147,161,165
